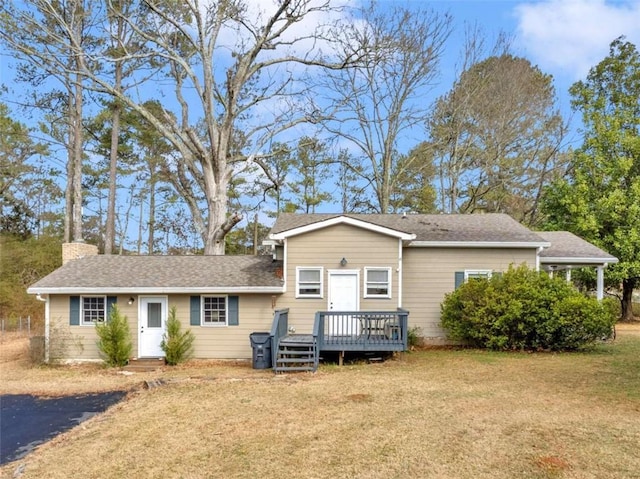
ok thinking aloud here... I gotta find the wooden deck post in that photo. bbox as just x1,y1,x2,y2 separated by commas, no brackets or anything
339,351,344,366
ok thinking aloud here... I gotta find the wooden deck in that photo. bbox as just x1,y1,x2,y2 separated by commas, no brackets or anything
270,309,409,372
315,310,408,352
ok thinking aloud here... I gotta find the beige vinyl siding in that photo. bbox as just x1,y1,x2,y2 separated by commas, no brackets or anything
168,294,273,359
48,295,139,361
402,247,537,339
48,293,274,361
275,224,400,333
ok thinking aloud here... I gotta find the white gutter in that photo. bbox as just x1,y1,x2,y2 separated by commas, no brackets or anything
536,247,543,271
27,286,286,295
282,239,288,294
36,293,49,363
408,241,551,248
539,257,619,264
397,239,403,308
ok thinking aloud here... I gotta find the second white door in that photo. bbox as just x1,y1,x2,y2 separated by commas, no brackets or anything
327,271,359,336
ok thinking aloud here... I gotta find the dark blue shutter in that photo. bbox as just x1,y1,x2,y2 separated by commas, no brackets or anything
228,296,239,326
190,296,201,326
70,296,80,325
106,296,117,320
454,271,465,290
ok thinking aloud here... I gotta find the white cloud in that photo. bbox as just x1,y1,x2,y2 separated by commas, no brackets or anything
211,0,358,61
514,0,640,79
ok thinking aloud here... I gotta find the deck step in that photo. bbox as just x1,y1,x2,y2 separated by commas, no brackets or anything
276,357,315,364
277,349,314,355
274,366,315,372
274,335,318,373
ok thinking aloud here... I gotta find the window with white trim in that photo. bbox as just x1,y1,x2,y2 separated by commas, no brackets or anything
464,270,492,281
365,267,391,298
296,267,323,298
202,296,227,326
82,296,106,324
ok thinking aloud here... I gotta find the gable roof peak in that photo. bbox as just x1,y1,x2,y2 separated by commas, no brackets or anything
269,212,548,246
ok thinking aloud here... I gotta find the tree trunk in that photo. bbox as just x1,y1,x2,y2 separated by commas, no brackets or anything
204,193,230,255
148,168,156,254
621,278,637,321
71,70,84,242
137,193,143,255
64,88,74,243
252,213,258,256
105,98,121,254
105,12,125,254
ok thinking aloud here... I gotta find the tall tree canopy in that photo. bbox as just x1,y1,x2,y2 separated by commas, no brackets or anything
543,37,640,320
0,0,99,242
0,102,56,237
324,2,452,213
429,54,567,226
1,0,354,254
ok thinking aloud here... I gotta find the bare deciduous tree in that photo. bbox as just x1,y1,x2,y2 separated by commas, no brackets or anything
429,39,568,225
323,2,452,213
3,0,355,253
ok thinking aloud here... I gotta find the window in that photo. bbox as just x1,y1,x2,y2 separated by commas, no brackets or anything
464,270,492,281
82,296,106,324
202,296,227,326
365,267,391,298
296,267,323,298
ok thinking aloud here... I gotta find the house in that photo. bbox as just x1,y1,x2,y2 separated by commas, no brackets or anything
28,213,618,371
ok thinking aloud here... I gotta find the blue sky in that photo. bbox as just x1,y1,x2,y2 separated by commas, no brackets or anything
2,0,640,249
435,0,640,117
3,0,639,150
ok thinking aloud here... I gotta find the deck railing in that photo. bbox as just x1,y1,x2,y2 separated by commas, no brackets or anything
269,308,289,369
314,309,408,352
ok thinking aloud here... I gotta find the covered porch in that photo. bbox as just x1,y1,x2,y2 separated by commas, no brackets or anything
537,231,619,300
270,309,409,372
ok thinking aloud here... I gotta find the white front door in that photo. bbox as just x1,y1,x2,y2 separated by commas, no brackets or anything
138,296,167,358
327,271,359,336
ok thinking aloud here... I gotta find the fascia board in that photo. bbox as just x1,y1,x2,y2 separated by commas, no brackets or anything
408,241,551,248
270,216,415,240
27,286,286,295
539,257,619,264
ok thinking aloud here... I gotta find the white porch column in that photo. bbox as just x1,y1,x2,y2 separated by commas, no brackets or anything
565,267,572,283
596,265,604,301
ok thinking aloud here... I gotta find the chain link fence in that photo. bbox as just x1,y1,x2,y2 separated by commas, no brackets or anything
0,316,32,336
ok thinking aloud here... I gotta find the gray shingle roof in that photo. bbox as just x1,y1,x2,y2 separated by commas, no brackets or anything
270,213,548,244
537,231,618,263
28,255,284,293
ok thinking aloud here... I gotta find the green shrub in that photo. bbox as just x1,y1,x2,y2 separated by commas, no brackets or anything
407,326,423,348
161,306,195,366
95,304,132,367
441,264,617,351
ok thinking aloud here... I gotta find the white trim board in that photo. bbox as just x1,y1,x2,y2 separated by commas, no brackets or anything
27,286,286,295
269,216,416,241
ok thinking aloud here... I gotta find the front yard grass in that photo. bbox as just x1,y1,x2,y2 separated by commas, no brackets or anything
1,325,639,479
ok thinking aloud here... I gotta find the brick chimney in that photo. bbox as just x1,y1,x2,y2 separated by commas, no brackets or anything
62,242,98,265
